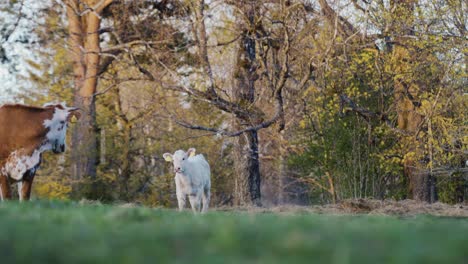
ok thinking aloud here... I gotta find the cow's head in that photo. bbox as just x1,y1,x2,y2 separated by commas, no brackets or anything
43,103,81,153
163,148,196,174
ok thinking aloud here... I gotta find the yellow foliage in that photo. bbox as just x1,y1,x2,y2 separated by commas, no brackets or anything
34,181,72,200
299,120,307,129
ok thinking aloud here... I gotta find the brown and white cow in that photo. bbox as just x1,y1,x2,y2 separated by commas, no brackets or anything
0,103,80,201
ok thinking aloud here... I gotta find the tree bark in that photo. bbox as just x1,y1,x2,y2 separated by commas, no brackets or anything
119,122,131,200
233,131,261,206
277,131,286,205
232,2,262,206
66,0,112,191
71,95,98,180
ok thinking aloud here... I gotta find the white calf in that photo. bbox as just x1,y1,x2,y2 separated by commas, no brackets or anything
163,148,211,213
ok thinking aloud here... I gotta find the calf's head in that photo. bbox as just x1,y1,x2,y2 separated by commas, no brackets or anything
43,103,81,153
163,148,196,174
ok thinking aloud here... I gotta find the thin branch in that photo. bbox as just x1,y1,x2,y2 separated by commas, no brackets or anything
173,111,281,137
296,58,314,91
76,0,113,17
339,94,412,136
351,0,366,13
93,83,117,97
165,83,252,120
318,0,360,39
208,34,242,47
129,51,156,81
273,19,291,131
2,0,25,43
179,132,218,140
101,40,171,53
98,52,121,75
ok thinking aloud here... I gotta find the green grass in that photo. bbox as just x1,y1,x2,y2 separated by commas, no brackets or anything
0,201,467,264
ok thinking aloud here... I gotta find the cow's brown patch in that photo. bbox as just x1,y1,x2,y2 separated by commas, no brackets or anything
0,104,55,200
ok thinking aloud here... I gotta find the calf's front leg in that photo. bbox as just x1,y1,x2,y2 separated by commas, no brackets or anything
189,193,202,213
177,193,186,211
175,176,187,211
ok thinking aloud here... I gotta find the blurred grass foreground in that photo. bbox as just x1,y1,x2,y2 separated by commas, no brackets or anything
0,200,467,264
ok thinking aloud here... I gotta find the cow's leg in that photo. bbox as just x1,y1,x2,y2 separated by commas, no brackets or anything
202,187,210,213
19,172,35,201
20,180,33,201
17,181,23,200
0,175,12,201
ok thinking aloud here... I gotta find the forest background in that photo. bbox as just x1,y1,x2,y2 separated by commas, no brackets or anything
0,0,466,207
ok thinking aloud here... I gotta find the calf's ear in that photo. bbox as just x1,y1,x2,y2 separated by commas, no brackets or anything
163,153,173,162
187,148,196,157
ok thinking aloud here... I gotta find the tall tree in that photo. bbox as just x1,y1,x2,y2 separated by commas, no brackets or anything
228,1,262,205
168,0,309,205
388,0,431,201
65,0,113,185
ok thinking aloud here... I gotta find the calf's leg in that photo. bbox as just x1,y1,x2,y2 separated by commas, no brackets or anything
202,188,210,213
177,193,186,211
189,193,202,213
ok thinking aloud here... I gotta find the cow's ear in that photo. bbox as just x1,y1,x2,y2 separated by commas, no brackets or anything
187,148,196,157
163,153,173,162
67,109,81,122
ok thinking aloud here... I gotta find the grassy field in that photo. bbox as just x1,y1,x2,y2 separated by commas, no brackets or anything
0,200,467,264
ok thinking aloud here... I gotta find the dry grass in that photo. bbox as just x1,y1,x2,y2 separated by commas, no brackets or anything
77,198,468,217
216,199,468,217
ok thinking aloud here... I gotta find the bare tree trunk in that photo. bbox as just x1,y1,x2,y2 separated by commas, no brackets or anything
119,122,131,200
100,128,106,164
71,95,98,180
232,3,261,206
66,0,113,194
234,131,261,206
277,131,286,205
247,131,261,204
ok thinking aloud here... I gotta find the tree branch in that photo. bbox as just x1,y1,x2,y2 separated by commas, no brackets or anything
209,34,242,47
2,0,25,43
76,0,113,17
101,40,171,53
339,94,412,135
193,0,217,95
318,0,360,38
172,109,282,137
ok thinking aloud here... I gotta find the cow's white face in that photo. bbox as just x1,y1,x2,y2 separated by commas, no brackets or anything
163,148,196,174
43,103,80,153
